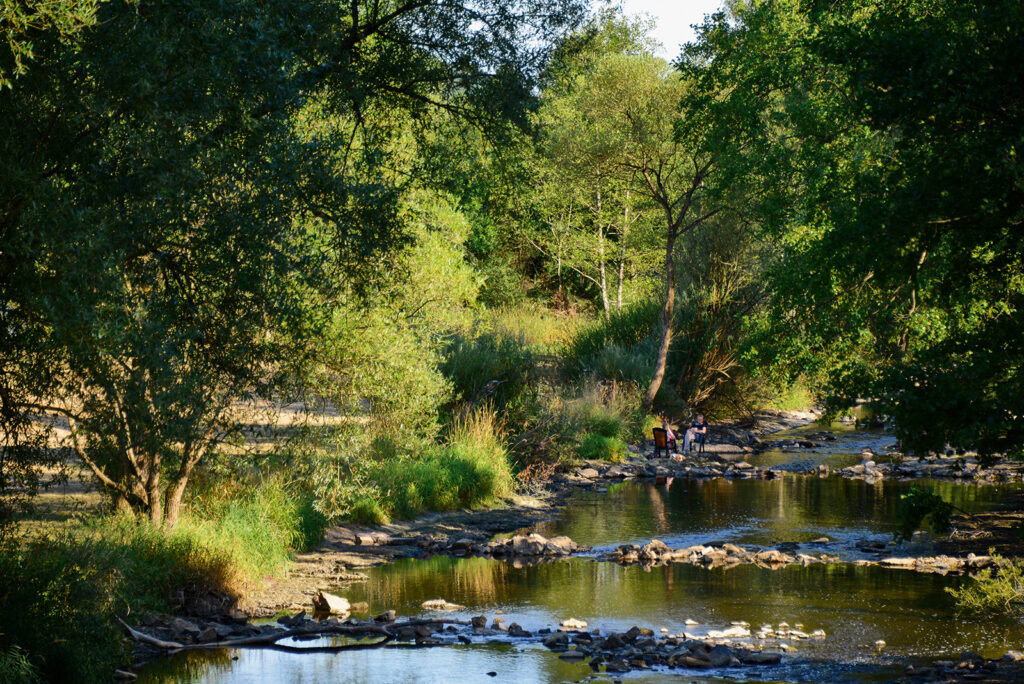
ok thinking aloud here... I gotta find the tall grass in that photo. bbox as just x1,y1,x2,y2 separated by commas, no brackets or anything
0,475,327,682
332,408,515,524
441,331,535,409
0,647,37,684
517,379,652,465
487,304,580,352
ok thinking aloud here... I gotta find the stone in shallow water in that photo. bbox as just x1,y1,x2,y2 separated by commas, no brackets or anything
421,598,464,611
559,618,587,631
742,651,782,665
313,592,350,615
706,625,750,639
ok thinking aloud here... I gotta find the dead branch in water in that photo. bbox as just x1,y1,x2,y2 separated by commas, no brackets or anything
120,617,471,654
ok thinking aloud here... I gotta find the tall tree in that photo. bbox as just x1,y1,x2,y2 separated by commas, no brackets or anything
684,0,1024,458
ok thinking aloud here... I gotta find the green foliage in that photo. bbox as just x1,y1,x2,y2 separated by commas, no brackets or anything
896,486,955,542
0,534,124,682
442,332,536,409
566,300,662,370
576,433,627,462
295,409,514,524
0,646,38,684
0,0,101,87
947,553,1024,616
517,379,644,465
0,473,323,681
685,0,1024,458
1,0,587,524
317,192,481,435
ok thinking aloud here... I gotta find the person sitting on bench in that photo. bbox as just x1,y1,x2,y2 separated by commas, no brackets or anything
662,418,677,451
683,414,708,452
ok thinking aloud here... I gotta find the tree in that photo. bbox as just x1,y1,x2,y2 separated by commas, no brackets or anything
0,0,586,526
582,53,731,411
684,0,1024,458
0,0,102,87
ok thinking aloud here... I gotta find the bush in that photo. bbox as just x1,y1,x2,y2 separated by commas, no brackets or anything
304,408,514,523
0,535,125,682
441,331,535,408
0,475,325,682
565,300,661,370
947,553,1024,615
577,433,627,462
183,474,328,584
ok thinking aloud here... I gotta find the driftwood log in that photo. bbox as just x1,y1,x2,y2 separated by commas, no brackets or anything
119,617,470,654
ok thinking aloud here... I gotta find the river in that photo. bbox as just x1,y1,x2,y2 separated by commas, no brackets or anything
138,425,1024,683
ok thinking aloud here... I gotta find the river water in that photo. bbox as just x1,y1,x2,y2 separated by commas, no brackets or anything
138,426,1024,683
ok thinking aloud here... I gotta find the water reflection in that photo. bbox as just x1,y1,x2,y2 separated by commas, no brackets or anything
533,477,1011,553
343,557,1023,661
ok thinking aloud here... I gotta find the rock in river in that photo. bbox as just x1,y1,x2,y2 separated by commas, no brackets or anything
312,591,350,615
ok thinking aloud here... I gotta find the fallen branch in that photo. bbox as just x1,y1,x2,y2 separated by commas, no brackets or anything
121,617,471,654
117,618,184,650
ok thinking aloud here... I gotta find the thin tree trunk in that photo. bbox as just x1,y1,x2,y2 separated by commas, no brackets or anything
146,459,163,524
617,190,630,309
596,186,610,319
163,474,188,529
644,230,677,411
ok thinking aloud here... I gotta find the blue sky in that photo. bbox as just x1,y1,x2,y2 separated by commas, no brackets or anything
614,0,725,59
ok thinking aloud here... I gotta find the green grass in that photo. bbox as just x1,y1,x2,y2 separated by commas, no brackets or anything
577,433,627,462
0,475,326,682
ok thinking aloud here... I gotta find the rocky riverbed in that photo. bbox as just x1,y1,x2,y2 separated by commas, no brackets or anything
124,605,1024,683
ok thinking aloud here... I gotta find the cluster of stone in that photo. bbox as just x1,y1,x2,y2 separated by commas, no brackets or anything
417,532,583,561
905,650,1024,681
598,539,996,575
540,623,793,674
840,454,1024,484
597,539,839,570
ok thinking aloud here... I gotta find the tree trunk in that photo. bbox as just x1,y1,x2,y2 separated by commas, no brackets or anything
617,190,630,309
164,446,202,529
146,470,163,525
644,230,677,411
163,474,189,529
596,186,610,319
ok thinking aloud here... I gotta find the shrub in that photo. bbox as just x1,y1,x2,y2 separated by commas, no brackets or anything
0,535,125,682
565,300,661,370
577,433,627,462
441,331,535,408
947,553,1024,615
0,474,325,682
306,407,514,523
